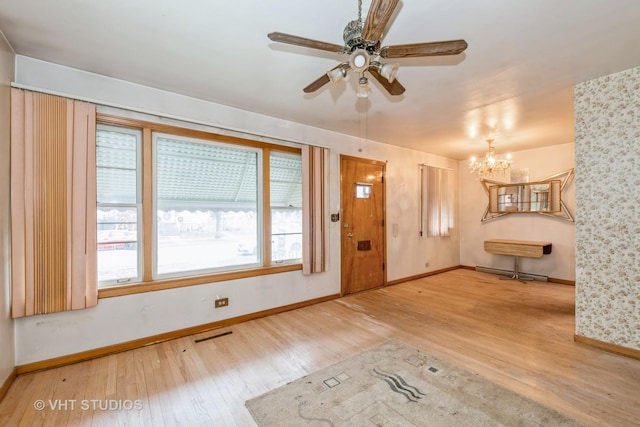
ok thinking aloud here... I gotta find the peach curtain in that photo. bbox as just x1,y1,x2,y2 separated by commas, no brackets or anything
301,145,328,274
421,165,454,237
11,88,97,318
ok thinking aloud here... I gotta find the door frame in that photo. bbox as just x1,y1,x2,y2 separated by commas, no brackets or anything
339,154,387,295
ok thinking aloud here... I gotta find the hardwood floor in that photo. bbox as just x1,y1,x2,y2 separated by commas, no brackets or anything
1,269,638,426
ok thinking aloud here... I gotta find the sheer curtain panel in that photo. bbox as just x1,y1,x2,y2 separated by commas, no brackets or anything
421,165,454,237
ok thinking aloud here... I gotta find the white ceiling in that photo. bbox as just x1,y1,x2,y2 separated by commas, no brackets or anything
1,0,640,160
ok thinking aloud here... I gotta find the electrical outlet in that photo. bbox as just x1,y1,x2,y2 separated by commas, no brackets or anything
215,297,229,308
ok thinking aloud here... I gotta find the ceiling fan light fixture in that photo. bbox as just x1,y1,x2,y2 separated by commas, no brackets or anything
349,49,370,73
357,76,370,98
356,85,370,98
327,66,347,86
378,62,399,83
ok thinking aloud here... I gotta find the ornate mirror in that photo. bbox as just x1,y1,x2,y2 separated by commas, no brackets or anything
480,169,574,222
488,180,561,213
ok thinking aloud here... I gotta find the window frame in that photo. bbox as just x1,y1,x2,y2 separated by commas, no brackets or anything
96,114,302,299
96,124,144,286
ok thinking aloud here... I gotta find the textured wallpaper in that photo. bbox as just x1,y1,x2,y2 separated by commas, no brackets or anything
574,66,640,350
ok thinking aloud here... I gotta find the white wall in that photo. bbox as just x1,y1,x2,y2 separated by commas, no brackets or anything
459,143,576,281
13,56,460,365
385,151,460,281
0,33,15,384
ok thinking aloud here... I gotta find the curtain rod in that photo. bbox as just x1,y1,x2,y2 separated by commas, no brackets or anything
10,82,306,148
419,163,454,170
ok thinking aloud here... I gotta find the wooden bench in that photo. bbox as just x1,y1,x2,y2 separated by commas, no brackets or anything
484,239,552,283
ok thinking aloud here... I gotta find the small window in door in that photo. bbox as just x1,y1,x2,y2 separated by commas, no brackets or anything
355,183,372,199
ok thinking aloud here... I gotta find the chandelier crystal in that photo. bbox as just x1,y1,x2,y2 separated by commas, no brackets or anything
469,137,512,178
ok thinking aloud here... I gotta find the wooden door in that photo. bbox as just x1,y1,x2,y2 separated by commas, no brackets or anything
340,155,386,295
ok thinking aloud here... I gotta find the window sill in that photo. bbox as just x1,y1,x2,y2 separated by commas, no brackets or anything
98,263,303,299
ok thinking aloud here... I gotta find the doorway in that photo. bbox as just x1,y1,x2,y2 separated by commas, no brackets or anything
340,155,386,295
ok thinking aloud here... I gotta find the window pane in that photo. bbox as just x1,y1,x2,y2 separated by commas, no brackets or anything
270,152,302,263
96,125,141,284
97,128,138,204
97,207,139,282
155,134,260,276
356,183,372,199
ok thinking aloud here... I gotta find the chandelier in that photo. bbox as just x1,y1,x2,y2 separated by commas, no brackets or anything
469,137,513,178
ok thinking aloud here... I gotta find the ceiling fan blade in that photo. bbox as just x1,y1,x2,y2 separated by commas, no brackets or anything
268,32,344,53
303,74,331,93
368,67,405,96
380,39,468,58
361,0,400,42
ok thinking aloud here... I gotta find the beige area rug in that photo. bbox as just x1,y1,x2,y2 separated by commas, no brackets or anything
246,339,584,426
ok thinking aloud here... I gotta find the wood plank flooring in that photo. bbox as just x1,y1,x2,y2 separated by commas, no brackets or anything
1,269,639,426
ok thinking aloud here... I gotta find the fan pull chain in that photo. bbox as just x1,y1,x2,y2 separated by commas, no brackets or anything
358,0,362,23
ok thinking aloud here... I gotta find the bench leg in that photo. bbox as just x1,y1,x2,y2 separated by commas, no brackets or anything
499,256,531,283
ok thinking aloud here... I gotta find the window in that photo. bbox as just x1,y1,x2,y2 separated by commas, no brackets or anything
95,117,303,290
96,125,142,285
270,151,303,264
154,133,261,277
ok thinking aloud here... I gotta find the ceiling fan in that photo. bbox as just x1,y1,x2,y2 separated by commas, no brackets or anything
267,0,468,97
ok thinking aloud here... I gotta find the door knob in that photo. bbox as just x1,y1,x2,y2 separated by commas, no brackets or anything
347,232,353,238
